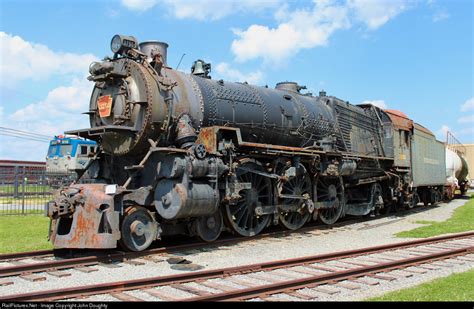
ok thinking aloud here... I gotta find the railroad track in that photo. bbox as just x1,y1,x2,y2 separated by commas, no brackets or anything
0,223,357,278
0,206,447,278
1,232,473,301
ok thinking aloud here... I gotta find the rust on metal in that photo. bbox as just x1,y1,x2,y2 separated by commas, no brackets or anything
50,184,120,249
0,279,13,286
196,127,218,154
196,125,325,156
384,109,413,131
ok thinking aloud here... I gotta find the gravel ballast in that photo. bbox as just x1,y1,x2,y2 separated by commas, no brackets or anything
0,197,472,301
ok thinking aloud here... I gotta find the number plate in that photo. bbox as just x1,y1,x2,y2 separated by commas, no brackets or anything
97,95,113,118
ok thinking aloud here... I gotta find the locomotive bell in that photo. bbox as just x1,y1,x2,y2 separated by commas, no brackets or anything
191,59,211,78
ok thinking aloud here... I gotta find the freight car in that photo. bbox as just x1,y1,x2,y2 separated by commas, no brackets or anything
45,35,451,251
445,133,471,198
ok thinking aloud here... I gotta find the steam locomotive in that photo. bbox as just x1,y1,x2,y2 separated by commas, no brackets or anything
45,35,452,251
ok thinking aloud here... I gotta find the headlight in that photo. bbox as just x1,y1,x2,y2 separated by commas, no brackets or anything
110,34,138,55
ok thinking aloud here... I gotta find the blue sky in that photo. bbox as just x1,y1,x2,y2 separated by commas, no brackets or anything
0,0,473,161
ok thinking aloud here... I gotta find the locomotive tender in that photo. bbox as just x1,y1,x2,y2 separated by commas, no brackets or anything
45,35,447,251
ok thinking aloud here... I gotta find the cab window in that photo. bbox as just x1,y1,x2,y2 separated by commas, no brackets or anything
80,145,88,156
59,145,73,156
47,146,58,157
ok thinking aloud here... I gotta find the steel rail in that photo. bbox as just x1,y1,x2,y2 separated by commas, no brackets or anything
1,231,473,301
0,214,383,277
0,204,435,263
0,249,54,261
189,246,474,301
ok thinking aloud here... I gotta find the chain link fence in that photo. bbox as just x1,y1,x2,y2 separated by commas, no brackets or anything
0,165,75,216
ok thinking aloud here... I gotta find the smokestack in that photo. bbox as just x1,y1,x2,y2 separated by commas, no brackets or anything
139,41,169,66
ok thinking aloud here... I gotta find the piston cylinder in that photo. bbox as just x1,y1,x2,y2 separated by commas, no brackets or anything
154,180,218,220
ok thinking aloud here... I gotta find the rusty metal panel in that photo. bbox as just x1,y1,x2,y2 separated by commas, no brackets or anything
384,109,414,131
411,124,446,187
51,184,120,249
393,129,411,168
383,109,412,168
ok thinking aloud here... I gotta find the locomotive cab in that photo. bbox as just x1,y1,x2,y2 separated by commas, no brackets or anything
46,135,98,174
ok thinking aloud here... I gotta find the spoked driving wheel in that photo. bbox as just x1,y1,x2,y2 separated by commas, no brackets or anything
119,206,158,251
316,176,344,225
275,161,312,230
225,160,272,237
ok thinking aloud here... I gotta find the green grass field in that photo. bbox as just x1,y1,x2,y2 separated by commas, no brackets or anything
372,194,474,301
0,215,53,253
0,196,51,204
0,184,52,193
396,195,474,238
369,269,474,301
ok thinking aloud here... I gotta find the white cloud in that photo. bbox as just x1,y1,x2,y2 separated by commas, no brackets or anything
457,126,474,138
348,0,410,30
436,124,451,141
0,32,97,86
231,1,351,63
458,114,474,124
122,0,282,19
432,10,449,22
460,97,474,112
0,33,96,161
170,0,282,20
427,0,450,23
121,0,158,11
9,78,92,125
231,0,413,63
1,78,92,161
361,100,387,109
214,62,263,85
120,0,414,64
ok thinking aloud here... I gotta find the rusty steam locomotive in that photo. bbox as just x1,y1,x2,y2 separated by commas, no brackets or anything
46,35,447,251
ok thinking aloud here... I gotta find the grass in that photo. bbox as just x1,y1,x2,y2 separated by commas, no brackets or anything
373,195,474,301
0,210,44,215
0,184,53,193
396,195,474,238
369,269,474,301
0,196,51,203
0,215,53,253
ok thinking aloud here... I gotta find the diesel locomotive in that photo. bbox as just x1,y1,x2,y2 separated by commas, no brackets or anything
45,35,450,251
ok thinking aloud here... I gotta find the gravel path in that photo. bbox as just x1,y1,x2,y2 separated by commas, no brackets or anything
0,196,472,301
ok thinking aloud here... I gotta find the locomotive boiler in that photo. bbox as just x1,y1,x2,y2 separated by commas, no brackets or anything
45,35,450,251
